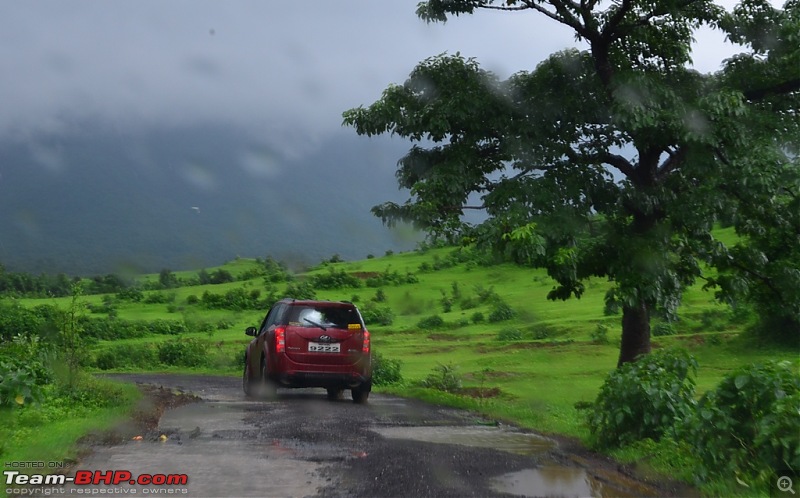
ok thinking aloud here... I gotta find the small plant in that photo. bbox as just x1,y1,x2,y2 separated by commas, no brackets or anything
371,351,403,386
497,328,522,341
470,312,485,324
587,348,698,448
488,302,516,323
158,338,209,367
373,288,387,303
417,315,445,329
360,305,395,326
591,323,609,344
652,321,676,336
421,362,462,393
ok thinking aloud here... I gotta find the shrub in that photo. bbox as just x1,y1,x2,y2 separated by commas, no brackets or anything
94,344,158,370
143,292,175,304
417,315,445,329
310,267,361,289
284,281,316,300
652,321,676,336
158,338,209,367
497,328,522,341
680,361,800,486
421,363,462,393
591,323,610,344
360,305,394,326
371,351,403,386
587,348,697,448
488,302,516,323
470,312,485,324
186,295,199,305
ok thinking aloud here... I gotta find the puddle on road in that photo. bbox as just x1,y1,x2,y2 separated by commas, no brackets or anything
372,425,554,456
372,426,644,497
490,466,634,498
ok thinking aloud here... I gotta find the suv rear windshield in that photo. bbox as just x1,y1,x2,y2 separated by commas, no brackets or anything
285,305,360,329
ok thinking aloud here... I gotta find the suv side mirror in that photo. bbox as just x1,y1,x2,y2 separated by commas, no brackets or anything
245,327,258,337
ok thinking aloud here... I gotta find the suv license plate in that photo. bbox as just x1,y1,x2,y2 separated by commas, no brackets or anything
308,342,340,353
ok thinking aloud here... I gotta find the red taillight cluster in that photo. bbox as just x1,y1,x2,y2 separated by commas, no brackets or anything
362,329,370,353
275,326,286,353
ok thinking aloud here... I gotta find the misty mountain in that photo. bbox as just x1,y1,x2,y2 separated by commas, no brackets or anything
0,125,419,275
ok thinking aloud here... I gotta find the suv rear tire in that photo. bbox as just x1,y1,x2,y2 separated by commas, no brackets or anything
351,381,371,404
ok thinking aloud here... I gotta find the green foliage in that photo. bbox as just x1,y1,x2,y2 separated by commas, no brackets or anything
285,280,317,300
488,302,516,322
345,0,800,365
115,288,143,302
470,312,485,324
201,287,263,311
364,267,419,287
591,323,609,344
0,302,46,342
497,327,522,341
652,321,676,337
371,351,403,386
143,291,175,304
588,349,698,448
372,288,387,303
680,361,800,486
157,338,209,367
94,344,158,370
309,266,362,289
359,305,395,326
417,315,445,329
420,362,462,393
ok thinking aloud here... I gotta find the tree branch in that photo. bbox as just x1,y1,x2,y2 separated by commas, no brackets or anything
743,78,800,102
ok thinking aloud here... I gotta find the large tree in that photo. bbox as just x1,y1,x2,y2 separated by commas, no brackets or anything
343,0,799,365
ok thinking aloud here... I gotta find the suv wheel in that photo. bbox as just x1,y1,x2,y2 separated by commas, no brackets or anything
351,381,371,404
243,357,254,397
260,357,278,399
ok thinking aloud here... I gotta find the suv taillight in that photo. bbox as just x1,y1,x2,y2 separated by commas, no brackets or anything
275,326,286,353
362,329,370,353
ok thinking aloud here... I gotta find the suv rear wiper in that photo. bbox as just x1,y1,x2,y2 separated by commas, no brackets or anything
303,318,327,331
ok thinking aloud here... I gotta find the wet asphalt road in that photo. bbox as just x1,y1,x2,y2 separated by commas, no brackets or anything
64,374,666,497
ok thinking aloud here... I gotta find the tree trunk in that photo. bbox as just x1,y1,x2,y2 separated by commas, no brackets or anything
617,302,651,367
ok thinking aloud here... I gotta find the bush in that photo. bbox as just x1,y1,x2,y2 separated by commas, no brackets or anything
470,312,485,324
421,363,462,393
680,361,800,486
371,351,403,386
284,281,317,300
417,315,445,329
488,302,516,322
158,338,209,367
591,323,610,344
587,348,697,448
652,321,676,336
94,343,158,370
497,328,522,341
360,305,395,326
309,267,362,289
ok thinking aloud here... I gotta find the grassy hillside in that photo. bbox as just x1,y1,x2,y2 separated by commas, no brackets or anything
23,244,793,425
6,243,799,495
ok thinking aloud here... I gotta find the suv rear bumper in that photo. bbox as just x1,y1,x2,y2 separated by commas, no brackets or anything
277,371,371,390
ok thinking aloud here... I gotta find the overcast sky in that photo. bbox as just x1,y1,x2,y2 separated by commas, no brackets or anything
2,0,750,154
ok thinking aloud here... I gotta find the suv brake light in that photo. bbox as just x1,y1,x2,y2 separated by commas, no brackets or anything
275,326,286,353
362,329,370,353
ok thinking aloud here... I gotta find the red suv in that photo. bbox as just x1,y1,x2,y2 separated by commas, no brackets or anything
243,299,372,403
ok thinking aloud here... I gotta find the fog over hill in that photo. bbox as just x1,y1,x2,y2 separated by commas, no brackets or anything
0,125,419,275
